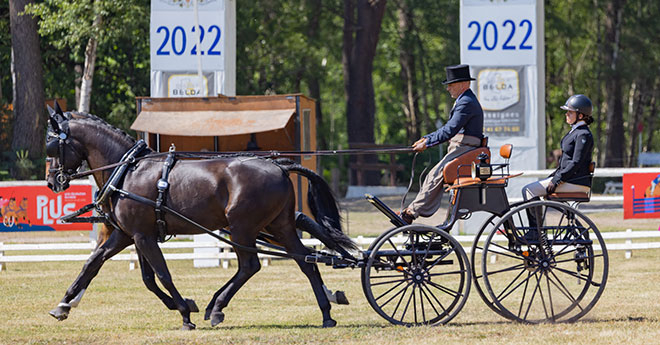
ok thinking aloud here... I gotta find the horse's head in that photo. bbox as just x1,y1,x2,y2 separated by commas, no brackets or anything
46,102,87,193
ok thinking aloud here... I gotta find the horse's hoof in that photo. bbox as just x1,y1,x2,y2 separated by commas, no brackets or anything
210,311,225,327
322,319,337,328
49,306,70,321
185,298,199,313
335,291,349,305
181,322,196,331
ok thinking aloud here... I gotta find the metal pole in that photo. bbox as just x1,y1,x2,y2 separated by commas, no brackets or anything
193,0,205,96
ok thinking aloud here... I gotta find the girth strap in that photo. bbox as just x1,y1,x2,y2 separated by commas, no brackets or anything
155,144,177,242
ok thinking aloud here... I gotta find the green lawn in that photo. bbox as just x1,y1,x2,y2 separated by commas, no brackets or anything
1,250,659,344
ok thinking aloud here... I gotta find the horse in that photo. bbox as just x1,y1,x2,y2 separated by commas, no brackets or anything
45,104,356,330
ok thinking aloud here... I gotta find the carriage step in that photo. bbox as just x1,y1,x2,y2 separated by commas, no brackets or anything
365,194,407,227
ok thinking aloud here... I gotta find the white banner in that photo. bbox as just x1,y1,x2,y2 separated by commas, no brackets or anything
150,0,235,97
460,1,537,66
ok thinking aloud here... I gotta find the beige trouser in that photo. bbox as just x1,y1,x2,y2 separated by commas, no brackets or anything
522,177,590,200
407,134,482,218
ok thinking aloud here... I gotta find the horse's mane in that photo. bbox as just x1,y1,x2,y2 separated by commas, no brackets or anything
66,111,137,146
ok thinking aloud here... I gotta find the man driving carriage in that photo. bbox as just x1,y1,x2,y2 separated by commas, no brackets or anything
400,64,484,224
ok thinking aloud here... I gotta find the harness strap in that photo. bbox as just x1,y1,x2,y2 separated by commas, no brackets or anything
155,145,177,242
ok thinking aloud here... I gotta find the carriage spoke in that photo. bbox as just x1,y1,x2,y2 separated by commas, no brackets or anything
497,267,541,303
426,280,461,298
545,273,556,322
387,282,412,318
553,226,593,258
553,266,592,284
399,285,415,323
412,285,418,324
420,232,437,264
370,277,411,287
486,262,526,277
487,242,530,262
522,271,542,321
419,283,441,320
422,246,455,275
418,284,426,323
494,265,528,300
535,272,550,320
428,269,467,278
548,270,584,312
553,252,603,265
421,283,447,314
375,280,408,303
517,271,532,318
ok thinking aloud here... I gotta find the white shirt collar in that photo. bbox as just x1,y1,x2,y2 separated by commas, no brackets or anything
570,120,586,133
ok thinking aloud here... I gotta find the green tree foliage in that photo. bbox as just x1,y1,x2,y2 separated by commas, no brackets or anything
1,0,659,181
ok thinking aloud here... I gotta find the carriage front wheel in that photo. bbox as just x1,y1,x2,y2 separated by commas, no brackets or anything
481,200,608,323
361,225,471,326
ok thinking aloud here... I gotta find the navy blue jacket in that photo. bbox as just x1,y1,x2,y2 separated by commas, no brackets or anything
550,124,594,187
423,88,484,147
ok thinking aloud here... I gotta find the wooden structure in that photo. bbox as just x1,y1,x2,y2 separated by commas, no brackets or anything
131,94,317,213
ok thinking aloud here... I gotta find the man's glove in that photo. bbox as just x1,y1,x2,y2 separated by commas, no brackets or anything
546,181,558,194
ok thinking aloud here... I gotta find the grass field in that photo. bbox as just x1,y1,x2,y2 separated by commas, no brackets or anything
1,197,659,344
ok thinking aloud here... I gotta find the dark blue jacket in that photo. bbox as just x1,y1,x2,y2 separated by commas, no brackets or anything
423,88,484,147
550,124,594,187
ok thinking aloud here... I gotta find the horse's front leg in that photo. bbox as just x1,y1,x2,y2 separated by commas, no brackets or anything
50,229,133,321
133,233,196,330
137,251,198,312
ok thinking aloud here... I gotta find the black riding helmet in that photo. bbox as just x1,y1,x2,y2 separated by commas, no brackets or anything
560,94,592,116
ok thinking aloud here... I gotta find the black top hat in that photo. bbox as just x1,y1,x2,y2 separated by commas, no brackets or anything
442,64,475,84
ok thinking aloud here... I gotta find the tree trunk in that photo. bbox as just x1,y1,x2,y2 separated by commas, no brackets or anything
305,0,327,151
343,0,387,185
644,77,658,152
603,0,626,167
397,0,420,142
9,0,45,175
78,16,101,113
593,0,604,165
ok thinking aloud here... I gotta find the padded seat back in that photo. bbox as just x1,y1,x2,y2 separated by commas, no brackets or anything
443,147,491,184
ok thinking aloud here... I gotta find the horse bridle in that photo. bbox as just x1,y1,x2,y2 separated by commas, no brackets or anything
47,116,86,187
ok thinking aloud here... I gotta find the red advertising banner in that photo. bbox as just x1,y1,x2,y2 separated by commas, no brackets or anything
623,173,660,219
0,184,93,231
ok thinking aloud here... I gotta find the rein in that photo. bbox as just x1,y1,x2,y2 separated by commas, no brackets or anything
67,147,414,180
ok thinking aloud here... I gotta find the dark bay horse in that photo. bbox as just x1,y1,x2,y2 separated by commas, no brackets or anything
45,106,355,330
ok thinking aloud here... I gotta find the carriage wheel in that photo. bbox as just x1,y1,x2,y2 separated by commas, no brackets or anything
361,225,471,326
481,201,608,323
470,202,525,319
470,213,509,318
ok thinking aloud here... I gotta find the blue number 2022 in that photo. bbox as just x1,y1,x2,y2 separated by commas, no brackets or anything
156,25,222,56
467,19,533,51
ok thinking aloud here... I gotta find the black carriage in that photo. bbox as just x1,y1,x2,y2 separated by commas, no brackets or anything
359,144,608,325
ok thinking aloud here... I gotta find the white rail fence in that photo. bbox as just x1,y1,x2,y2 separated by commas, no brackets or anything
1,229,658,272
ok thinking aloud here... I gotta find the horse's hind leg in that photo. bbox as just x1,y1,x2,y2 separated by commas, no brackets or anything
137,250,198,312
207,246,261,327
133,233,196,330
272,224,336,327
50,229,133,321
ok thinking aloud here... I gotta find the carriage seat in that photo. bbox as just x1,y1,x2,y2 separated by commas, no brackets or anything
443,147,491,185
545,162,595,202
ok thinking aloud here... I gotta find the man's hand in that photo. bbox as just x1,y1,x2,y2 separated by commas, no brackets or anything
412,137,428,152
546,181,558,194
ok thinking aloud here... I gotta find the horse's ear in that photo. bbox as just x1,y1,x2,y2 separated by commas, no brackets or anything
47,107,61,134
47,104,55,116
54,101,64,116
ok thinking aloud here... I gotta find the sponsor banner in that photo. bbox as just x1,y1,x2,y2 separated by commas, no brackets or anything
0,185,93,232
475,66,526,137
623,173,660,219
167,73,210,97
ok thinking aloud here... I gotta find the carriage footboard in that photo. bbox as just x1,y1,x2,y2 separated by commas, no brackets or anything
365,194,407,227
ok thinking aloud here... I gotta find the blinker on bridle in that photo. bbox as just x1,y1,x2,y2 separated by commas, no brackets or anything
47,114,85,187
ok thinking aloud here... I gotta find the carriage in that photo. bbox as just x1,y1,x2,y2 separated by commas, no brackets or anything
44,103,608,329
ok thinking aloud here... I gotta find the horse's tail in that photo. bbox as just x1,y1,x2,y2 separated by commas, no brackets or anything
273,158,357,252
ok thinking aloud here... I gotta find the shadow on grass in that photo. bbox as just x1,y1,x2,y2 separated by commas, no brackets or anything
193,322,392,331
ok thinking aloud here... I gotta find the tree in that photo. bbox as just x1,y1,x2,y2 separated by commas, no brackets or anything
602,0,627,167
343,0,387,185
9,0,46,178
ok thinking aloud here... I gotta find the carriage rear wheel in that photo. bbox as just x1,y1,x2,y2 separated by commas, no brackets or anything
481,201,608,323
361,225,471,326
